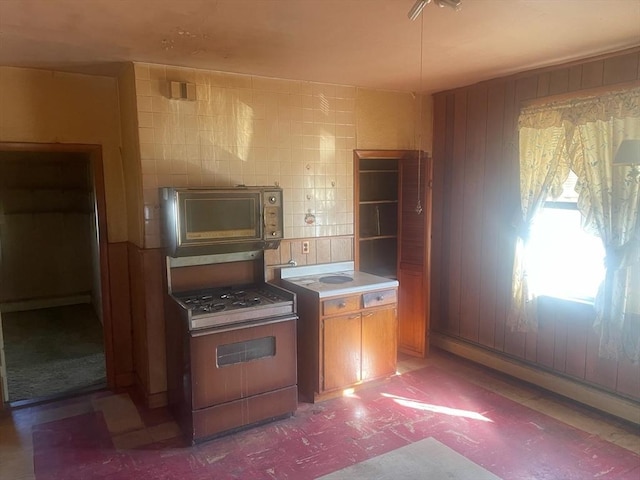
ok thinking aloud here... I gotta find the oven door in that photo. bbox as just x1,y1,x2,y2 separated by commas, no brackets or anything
189,317,297,410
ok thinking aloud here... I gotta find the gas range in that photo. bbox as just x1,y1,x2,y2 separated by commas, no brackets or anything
172,283,296,331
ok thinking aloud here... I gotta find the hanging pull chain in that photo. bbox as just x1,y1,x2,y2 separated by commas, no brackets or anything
416,150,422,215
415,13,424,215
415,148,423,214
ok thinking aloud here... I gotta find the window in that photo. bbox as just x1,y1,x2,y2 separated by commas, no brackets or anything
526,171,606,303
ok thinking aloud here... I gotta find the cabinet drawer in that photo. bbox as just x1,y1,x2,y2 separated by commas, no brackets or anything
322,295,360,316
362,289,397,309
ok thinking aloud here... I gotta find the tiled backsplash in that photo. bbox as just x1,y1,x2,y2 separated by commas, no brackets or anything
134,63,356,248
264,237,353,282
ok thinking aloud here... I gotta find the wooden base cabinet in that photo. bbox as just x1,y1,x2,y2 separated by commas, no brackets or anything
289,284,398,403
323,313,362,391
362,307,397,380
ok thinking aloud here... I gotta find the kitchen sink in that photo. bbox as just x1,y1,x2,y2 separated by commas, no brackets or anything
319,275,353,284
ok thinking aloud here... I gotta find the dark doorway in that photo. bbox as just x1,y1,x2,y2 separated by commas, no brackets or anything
0,148,109,403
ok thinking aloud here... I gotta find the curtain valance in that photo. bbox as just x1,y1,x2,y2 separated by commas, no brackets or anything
518,87,640,130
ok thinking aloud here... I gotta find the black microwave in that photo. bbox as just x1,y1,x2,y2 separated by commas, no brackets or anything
161,186,284,257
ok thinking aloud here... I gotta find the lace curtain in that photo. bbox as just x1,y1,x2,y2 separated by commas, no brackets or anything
509,88,640,361
508,113,570,332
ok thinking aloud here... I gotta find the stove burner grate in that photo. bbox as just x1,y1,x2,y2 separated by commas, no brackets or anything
232,297,262,307
173,283,295,330
199,303,226,313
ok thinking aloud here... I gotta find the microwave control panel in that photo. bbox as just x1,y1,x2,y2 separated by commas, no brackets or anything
263,189,283,240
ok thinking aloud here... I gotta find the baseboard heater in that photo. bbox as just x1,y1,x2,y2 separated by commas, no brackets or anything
431,332,639,426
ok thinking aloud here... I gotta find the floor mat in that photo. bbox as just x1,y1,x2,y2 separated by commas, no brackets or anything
2,304,106,401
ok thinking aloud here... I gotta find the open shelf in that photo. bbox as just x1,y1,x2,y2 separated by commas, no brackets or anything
356,157,400,279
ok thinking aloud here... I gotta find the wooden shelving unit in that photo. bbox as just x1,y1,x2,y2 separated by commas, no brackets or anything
354,150,432,358
356,158,399,279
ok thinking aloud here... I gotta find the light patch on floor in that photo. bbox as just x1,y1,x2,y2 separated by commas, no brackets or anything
318,437,501,480
91,393,144,434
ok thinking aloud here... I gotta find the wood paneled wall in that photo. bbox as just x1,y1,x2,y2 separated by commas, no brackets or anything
106,242,134,388
431,48,640,401
128,244,167,407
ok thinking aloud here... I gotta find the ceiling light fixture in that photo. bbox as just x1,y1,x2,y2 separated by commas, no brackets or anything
408,0,461,20
407,0,431,21
435,0,462,10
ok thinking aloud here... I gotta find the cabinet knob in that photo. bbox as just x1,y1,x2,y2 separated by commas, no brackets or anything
376,295,384,301
338,302,346,308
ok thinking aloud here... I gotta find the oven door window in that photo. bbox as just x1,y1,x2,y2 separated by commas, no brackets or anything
216,336,276,367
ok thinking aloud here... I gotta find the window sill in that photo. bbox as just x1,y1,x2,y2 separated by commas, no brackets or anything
537,294,595,307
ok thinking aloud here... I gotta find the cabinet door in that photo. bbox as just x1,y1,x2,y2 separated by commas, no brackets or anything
397,267,426,356
361,307,397,381
322,313,361,392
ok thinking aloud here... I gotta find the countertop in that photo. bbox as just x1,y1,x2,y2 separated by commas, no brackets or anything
280,261,398,298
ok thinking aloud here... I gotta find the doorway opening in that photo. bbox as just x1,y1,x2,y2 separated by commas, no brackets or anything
0,146,111,404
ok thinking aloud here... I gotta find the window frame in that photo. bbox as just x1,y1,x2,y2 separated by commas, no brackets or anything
526,182,605,305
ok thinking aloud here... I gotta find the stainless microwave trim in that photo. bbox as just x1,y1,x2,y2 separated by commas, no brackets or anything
161,186,284,258
167,250,263,269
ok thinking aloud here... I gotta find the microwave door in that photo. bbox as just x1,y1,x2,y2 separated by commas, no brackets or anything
185,197,259,242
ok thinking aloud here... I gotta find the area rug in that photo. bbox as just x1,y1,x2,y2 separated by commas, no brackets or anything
2,304,106,401
318,437,501,480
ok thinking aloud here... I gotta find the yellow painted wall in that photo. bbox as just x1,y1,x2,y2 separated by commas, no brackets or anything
117,64,145,247
355,89,433,155
0,67,127,243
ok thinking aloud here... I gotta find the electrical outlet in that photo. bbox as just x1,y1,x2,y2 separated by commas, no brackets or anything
302,241,310,254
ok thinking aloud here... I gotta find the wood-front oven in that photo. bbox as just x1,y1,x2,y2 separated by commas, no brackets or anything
164,253,297,444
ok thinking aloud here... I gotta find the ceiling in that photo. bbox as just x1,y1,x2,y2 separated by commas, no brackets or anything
1,0,639,94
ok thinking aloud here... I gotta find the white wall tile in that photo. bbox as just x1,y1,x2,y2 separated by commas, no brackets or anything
133,62,418,246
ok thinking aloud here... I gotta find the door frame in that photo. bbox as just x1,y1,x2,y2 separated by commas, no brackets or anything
0,142,115,408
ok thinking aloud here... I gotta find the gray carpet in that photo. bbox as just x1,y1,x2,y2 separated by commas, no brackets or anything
2,304,106,402
318,437,501,480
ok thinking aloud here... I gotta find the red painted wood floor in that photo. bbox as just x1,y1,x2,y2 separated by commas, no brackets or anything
2,350,638,479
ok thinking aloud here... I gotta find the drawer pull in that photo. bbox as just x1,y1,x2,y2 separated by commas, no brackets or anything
339,302,347,308
376,295,384,301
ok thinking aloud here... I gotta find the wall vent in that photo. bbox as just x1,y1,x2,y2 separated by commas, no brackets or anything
169,81,196,101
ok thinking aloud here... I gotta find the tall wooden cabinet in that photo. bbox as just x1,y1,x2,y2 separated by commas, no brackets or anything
354,150,431,358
